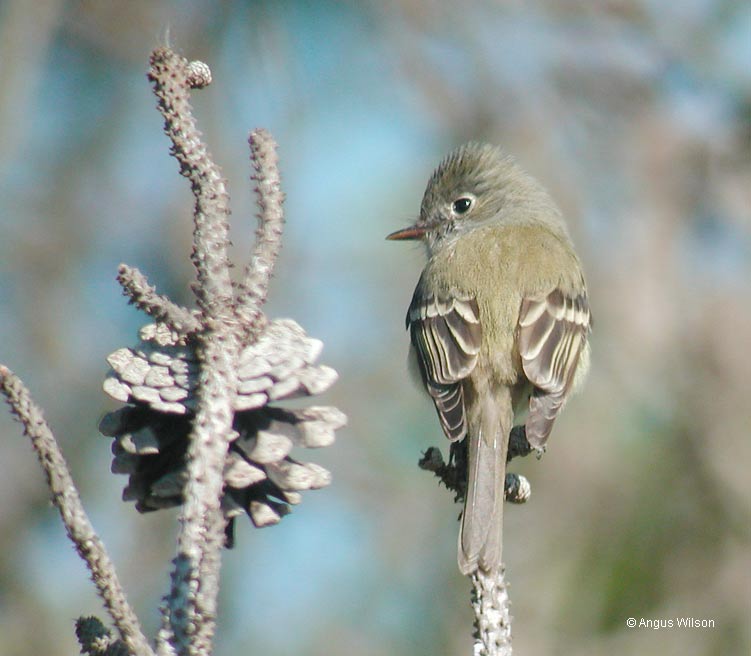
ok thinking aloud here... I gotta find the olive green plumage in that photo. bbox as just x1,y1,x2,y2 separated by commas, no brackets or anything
389,142,591,575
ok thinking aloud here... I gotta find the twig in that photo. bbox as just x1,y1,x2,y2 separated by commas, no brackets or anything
471,568,513,656
117,264,201,334
148,47,234,319
234,129,285,336
0,366,154,656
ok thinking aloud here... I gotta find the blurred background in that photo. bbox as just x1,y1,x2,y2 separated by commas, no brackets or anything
0,1,749,655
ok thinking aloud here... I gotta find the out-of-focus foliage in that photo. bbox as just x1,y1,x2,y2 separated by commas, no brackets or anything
0,1,748,655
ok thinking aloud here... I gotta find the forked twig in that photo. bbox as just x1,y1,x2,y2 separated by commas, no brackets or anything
1,45,343,656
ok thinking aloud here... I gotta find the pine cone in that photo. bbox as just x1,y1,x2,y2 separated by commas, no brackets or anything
99,319,345,543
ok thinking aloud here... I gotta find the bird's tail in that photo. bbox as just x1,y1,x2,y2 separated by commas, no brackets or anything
458,388,512,575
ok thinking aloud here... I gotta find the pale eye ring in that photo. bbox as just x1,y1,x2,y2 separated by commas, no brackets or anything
452,195,474,215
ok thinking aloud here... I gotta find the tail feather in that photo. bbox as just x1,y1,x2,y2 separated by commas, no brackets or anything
458,392,512,575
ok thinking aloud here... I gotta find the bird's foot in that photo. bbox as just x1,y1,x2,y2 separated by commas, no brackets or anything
504,473,531,503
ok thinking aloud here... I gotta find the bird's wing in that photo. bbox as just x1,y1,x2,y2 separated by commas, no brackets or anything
518,289,590,448
407,288,482,442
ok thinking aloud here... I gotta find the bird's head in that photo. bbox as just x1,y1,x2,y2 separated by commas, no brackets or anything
386,142,538,253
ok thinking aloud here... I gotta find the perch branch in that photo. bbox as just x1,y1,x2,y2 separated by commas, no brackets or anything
471,568,513,656
0,366,154,656
419,424,536,655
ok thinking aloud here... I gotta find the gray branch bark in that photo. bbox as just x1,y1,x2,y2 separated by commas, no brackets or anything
148,47,233,319
234,128,285,338
117,263,201,334
471,568,513,656
0,366,154,656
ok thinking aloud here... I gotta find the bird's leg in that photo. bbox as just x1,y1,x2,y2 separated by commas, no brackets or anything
419,424,536,505
503,425,534,504
418,443,466,503
506,425,533,461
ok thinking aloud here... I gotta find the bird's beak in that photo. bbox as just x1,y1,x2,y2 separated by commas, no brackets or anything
386,224,427,241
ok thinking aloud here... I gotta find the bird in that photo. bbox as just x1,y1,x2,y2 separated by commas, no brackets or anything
387,142,591,575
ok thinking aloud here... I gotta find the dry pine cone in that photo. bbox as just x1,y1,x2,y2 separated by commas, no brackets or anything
99,319,345,544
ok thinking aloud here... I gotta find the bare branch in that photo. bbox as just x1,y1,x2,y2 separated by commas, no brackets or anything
471,568,513,656
145,48,240,655
235,129,285,337
117,264,201,334
155,604,177,656
168,335,240,655
148,48,233,318
0,366,154,656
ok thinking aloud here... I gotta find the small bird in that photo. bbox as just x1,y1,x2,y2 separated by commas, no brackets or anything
387,143,591,575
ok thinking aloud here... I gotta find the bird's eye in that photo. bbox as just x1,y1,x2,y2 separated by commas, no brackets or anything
452,196,473,215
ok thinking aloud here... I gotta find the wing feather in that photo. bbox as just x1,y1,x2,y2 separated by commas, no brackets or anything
519,289,590,447
408,287,482,442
